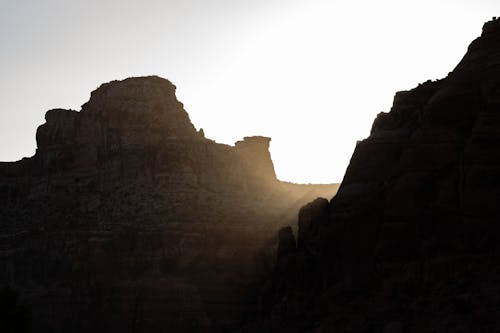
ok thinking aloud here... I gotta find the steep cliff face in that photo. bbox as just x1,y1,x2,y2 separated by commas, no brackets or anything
263,18,500,332
0,76,339,332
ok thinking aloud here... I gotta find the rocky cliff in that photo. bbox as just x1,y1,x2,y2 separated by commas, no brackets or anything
261,18,500,333
0,76,339,332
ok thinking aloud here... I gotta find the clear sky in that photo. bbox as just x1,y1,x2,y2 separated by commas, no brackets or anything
1,0,499,183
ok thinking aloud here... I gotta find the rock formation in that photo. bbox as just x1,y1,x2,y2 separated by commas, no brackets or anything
261,18,500,332
0,76,338,332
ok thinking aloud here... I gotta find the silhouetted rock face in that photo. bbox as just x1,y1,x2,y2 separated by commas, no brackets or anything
0,76,339,333
262,19,500,332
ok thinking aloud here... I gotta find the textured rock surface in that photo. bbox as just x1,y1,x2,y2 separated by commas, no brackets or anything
259,18,500,332
0,76,339,332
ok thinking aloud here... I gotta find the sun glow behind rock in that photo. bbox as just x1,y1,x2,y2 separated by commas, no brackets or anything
1,0,499,183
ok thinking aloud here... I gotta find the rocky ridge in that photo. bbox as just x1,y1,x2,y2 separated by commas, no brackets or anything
261,18,500,333
0,76,338,332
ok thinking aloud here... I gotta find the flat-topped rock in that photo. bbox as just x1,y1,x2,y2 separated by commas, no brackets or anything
0,76,339,332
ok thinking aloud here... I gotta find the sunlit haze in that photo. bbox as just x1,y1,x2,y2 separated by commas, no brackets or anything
1,0,499,183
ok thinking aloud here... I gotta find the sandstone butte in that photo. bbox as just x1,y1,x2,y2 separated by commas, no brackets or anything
262,17,500,333
0,74,338,332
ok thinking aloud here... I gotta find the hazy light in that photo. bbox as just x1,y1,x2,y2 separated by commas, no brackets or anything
1,0,499,183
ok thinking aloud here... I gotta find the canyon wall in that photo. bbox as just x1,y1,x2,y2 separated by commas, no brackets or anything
262,18,500,333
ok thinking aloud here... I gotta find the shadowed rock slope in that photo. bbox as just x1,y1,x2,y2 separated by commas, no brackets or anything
0,76,339,332
260,18,500,333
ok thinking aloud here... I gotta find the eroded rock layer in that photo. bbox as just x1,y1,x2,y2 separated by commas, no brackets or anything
262,18,500,333
0,76,338,332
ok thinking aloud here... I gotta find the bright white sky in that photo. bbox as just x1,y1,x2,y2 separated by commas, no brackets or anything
1,0,499,183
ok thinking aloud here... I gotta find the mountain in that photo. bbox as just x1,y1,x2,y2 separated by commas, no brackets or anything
0,76,338,332
260,18,500,332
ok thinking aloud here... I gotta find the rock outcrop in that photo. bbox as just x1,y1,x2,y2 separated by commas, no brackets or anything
261,18,500,332
0,76,339,332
